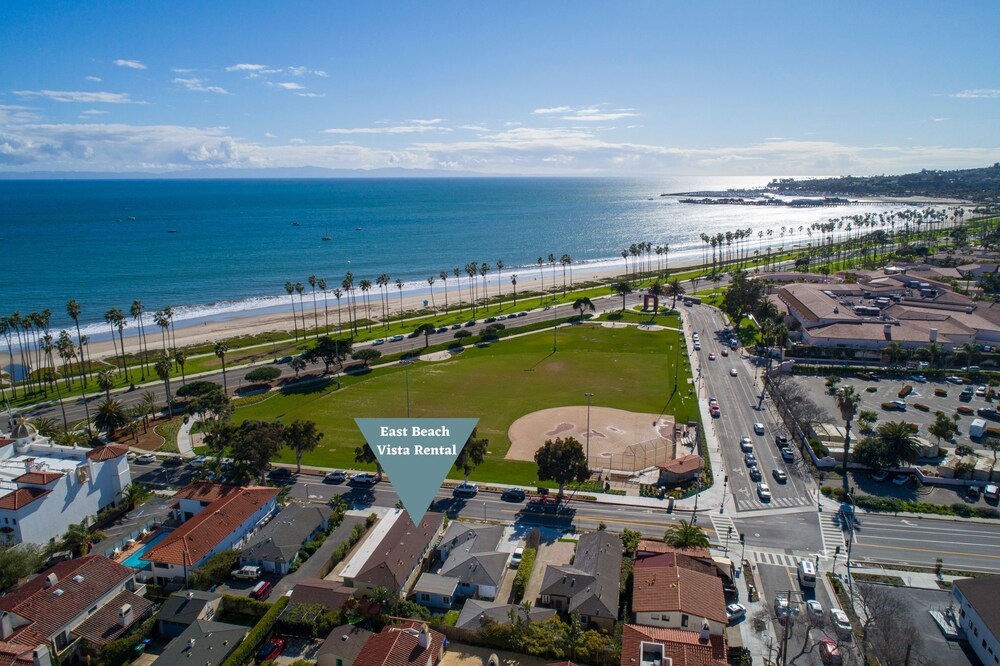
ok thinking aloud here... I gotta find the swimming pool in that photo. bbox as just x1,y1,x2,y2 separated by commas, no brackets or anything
121,530,172,569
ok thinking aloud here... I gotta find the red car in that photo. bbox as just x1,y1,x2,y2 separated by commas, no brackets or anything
256,636,285,662
721,349,729,357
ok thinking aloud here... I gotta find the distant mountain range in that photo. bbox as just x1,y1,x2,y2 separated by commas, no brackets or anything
765,163,1000,202
0,165,495,180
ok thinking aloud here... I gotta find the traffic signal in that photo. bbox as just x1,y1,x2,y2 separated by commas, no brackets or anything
739,533,745,545
835,545,841,556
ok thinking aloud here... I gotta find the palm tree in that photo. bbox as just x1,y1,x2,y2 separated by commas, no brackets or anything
511,274,518,307
496,259,504,308
664,520,710,549
479,263,490,306
537,257,545,297
318,278,329,333
103,308,122,377
453,267,463,312
174,349,187,386
377,273,390,330
96,369,115,400
667,278,685,309
94,398,127,438
875,421,921,467
360,279,373,332
285,281,299,340
141,390,156,429
440,271,450,312
154,310,170,352
121,483,151,511
62,519,104,556
395,278,404,325
130,299,150,378
560,254,572,294
295,282,307,334
342,272,356,335
66,299,92,436
572,297,595,320
109,307,130,384
548,253,557,294
884,342,906,365
426,276,436,308
155,356,174,418
837,386,862,494
333,288,344,332
214,341,229,393
611,282,633,311
308,274,320,335
163,306,177,353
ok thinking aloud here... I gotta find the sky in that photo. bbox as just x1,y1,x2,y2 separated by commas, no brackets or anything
1,1,998,177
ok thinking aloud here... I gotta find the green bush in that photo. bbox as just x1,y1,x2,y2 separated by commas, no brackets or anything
221,596,289,666
808,438,829,457
221,594,271,620
189,550,240,590
176,379,221,397
977,507,1000,519
913,403,930,412
899,385,913,398
512,547,537,602
100,616,156,666
244,366,281,383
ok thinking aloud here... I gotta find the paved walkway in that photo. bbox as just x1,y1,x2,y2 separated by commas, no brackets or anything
176,417,195,456
267,513,366,600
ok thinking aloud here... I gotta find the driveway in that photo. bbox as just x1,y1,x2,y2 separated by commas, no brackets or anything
522,539,576,605
267,514,366,600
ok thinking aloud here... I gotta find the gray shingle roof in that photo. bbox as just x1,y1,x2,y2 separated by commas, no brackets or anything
157,620,247,666
413,573,460,597
158,590,220,627
319,624,375,663
540,531,621,620
240,503,333,564
455,599,556,630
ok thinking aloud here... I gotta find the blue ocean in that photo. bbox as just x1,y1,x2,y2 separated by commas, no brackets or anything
0,176,911,334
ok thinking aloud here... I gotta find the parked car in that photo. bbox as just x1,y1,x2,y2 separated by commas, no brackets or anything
806,600,824,624
450,324,462,330
163,456,184,467
708,396,718,406
753,422,765,435
189,455,208,468
390,334,405,342
464,320,477,327
819,638,843,665
436,327,448,334
740,436,753,452
323,470,347,483
249,580,273,600
757,482,772,501
372,338,385,345
453,482,479,497
693,342,701,351
255,636,285,662
830,608,852,637
232,565,261,581
977,385,988,397
772,469,788,483
985,483,999,500
872,470,889,482
501,487,527,502
947,376,964,384
276,355,293,364
269,467,293,480
135,453,157,464
780,447,795,462
892,474,911,486
126,452,136,462
510,547,524,568
775,433,789,447
967,485,981,500
726,603,747,622
891,400,907,411
350,472,378,485
909,374,927,383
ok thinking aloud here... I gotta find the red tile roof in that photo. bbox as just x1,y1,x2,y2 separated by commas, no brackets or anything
631,563,727,623
620,624,726,666
0,640,35,666
0,488,51,511
637,540,712,560
355,621,444,666
0,556,136,650
72,590,153,646
142,486,278,566
0,439,15,447
173,482,242,504
658,454,703,475
12,471,63,486
86,444,130,462
635,551,715,576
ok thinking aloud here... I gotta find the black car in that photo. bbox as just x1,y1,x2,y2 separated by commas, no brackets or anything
162,456,184,467
772,468,788,483
775,433,789,447
268,467,294,481
501,488,527,502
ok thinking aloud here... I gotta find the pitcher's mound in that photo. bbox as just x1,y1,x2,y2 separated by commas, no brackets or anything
507,406,676,472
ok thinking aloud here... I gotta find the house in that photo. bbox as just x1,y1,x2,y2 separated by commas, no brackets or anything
156,619,247,666
0,555,152,665
620,623,726,666
657,455,703,486
289,579,356,613
139,484,279,583
158,590,221,637
631,553,728,635
412,521,508,609
239,503,333,574
455,599,556,630
354,621,445,666
0,420,131,547
952,576,1000,666
539,531,622,630
340,510,444,596
316,624,375,666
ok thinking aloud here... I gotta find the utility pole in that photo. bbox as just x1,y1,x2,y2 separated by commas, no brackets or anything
584,392,594,462
724,526,733,555
720,473,728,514
552,298,558,352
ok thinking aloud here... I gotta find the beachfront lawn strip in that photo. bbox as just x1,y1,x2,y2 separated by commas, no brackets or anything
233,324,698,486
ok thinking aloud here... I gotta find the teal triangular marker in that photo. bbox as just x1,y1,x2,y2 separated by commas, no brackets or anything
355,418,479,524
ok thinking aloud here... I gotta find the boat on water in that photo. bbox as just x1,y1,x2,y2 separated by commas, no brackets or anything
321,235,332,241
128,216,137,220
167,229,177,234
355,227,363,231
292,221,300,226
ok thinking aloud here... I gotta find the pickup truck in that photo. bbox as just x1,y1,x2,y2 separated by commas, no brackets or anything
231,565,261,581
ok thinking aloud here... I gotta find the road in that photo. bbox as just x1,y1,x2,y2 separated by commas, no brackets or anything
685,304,815,513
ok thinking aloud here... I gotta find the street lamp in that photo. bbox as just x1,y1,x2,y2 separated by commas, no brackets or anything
552,298,558,352
584,392,594,461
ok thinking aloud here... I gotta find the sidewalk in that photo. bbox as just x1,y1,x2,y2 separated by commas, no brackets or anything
176,416,195,456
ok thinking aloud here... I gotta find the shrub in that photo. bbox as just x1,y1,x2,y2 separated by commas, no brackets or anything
189,550,239,590
913,403,930,412
899,385,913,398
176,379,221,397
976,507,1000,519
244,366,281,383
100,616,156,666
865,386,878,393
221,596,289,666
221,594,271,620
951,503,976,517
512,548,537,602
935,388,948,397
809,438,829,457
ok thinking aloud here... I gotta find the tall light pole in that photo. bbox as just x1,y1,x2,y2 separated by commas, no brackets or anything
584,392,594,462
552,298,558,352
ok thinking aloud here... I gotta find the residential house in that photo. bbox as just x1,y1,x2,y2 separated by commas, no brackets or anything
0,555,152,665
289,579,356,613
139,484,279,583
657,455,703,486
620,624,726,666
316,624,375,666
340,510,444,596
239,503,333,574
630,553,728,635
413,522,508,609
455,599,556,630
952,576,1000,666
354,621,445,666
156,619,247,666
411,574,459,611
158,590,221,637
0,420,131,547
538,531,622,630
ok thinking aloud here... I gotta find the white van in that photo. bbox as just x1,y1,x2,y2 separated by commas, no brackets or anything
798,560,817,588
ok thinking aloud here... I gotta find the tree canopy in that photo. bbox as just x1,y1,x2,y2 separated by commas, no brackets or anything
304,336,353,374
454,428,489,480
534,437,589,496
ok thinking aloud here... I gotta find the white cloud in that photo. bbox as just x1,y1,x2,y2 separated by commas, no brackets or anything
407,118,446,126
85,76,102,82
951,88,1000,99
533,106,572,115
296,92,324,98
171,68,194,73
81,109,109,115
932,117,948,122
288,138,305,144
113,59,147,70
287,66,308,77
12,90,142,104
173,77,229,95
323,121,452,135
313,70,329,78
277,82,305,90
226,63,269,72
458,124,490,132
560,107,639,121
264,132,277,138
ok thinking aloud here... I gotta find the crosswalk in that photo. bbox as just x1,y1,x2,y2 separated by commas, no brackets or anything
818,509,846,559
752,550,803,569
734,492,815,512
709,513,739,546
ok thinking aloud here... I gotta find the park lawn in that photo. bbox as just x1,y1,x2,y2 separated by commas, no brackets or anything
233,323,698,485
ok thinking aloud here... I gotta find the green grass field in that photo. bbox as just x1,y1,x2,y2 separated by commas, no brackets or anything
234,321,698,485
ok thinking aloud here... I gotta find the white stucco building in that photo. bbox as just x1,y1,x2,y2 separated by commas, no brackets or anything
0,420,131,547
953,576,1000,666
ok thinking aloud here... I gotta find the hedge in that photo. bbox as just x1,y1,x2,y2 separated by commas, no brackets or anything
100,616,156,666
221,596,289,666
820,486,1000,519
244,366,281,382
512,547,537,602
189,550,239,590
913,403,930,412
898,385,913,398
221,594,271,620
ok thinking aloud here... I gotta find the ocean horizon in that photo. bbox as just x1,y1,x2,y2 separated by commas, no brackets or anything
0,176,918,338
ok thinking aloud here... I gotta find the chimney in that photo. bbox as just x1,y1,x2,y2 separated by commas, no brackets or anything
44,573,58,588
929,328,938,343
700,620,711,642
418,623,430,649
884,324,892,341
118,604,133,628
32,646,51,666
1,611,12,640
187,638,196,650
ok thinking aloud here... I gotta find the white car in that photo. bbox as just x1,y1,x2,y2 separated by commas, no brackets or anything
126,452,137,461
324,470,347,483
757,482,772,501
390,334,405,342
726,603,747,622
692,332,699,341
729,368,738,376
693,342,701,351
188,455,207,468
350,472,379,485
806,600,824,624
709,396,718,406
373,338,385,345
985,483,1000,500
753,422,765,435
510,547,524,568
946,376,964,384
135,453,157,464
892,474,911,486
977,385,988,397
831,608,852,636
740,436,753,452
453,482,479,497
